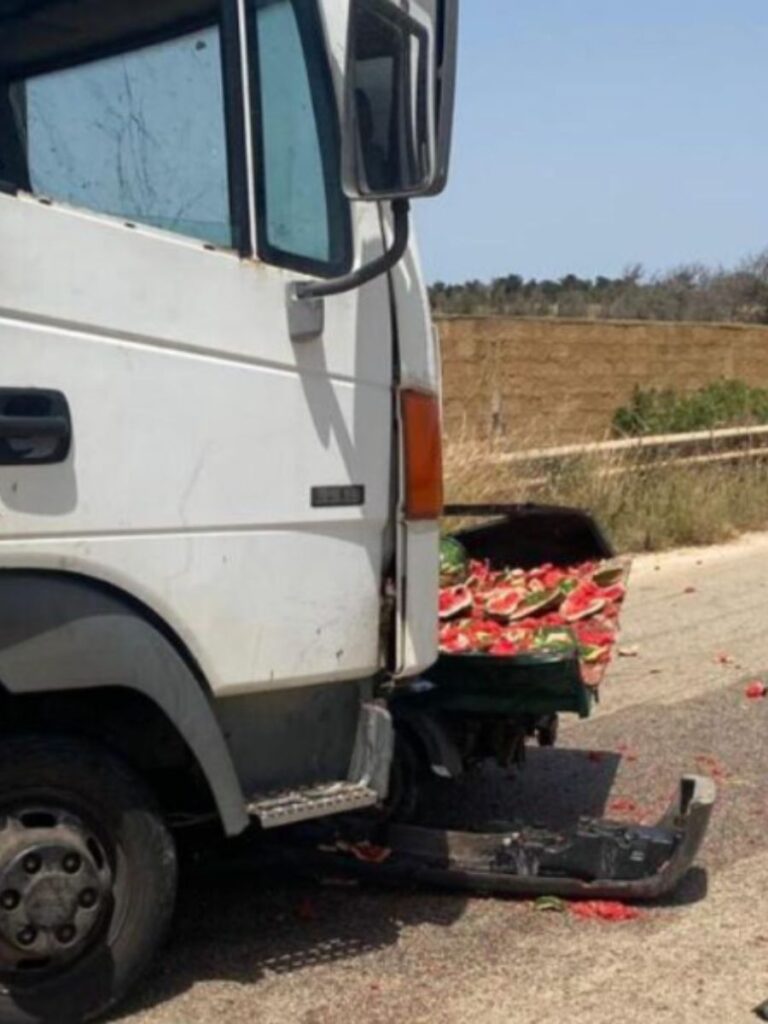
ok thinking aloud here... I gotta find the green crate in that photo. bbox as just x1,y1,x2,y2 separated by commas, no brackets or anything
424,649,593,719
427,504,618,721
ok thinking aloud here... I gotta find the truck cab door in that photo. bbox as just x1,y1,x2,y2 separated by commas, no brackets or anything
0,0,394,695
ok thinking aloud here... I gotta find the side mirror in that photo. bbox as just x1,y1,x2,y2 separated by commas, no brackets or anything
342,0,458,200
289,0,458,318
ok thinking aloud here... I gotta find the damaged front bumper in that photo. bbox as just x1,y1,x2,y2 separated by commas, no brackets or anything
271,774,715,902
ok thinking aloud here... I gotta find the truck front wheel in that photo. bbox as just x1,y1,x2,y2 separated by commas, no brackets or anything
0,735,177,1024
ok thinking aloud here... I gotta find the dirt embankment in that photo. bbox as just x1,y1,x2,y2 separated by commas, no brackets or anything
438,316,768,447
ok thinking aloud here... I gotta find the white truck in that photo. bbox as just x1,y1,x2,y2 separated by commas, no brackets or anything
0,2,713,1021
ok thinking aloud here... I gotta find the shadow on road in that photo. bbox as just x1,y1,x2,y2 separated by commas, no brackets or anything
115,863,468,1020
114,744,709,1020
416,746,623,831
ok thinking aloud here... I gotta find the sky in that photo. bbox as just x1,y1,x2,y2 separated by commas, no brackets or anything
415,0,768,284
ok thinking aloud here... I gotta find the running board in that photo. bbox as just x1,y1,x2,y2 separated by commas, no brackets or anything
248,701,394,829
263,775,715,901
248,782,379,829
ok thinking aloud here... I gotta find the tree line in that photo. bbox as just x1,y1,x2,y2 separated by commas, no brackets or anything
429,251,768,323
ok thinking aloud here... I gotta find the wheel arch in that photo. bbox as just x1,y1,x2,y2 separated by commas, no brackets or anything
0,570,248,836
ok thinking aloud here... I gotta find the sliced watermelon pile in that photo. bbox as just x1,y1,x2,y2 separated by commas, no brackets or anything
438,555,629,687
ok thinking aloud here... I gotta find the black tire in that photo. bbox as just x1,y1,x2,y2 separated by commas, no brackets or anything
382,730,427,823
0,735,177,1024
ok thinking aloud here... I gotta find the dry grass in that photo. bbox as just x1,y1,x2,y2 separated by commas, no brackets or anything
443,436,768,553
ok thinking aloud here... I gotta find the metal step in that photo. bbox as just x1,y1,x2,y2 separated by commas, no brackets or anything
248,781,379,829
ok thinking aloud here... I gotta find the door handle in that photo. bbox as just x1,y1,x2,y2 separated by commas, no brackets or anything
0,390,72,465
0,415,69,440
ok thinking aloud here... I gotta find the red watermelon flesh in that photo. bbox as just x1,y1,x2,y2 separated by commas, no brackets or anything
573,620,615,644
599,583,626,603
485,587,527,620
526,563,554,582
580,643,611,665
575,561,598,578
438,624,473,654
437,550,630,685
581,663,606,687
439,585,473,620
465,619,504,651
489,638,524,657
539,567,574,591
539,612,567,627
466,559,494,590
561,582,607,622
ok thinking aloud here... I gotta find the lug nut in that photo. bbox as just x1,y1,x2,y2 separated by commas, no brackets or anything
16,927,36,947
0,890,20,911
79,889,98,909
56,925,76,944
62,853,81,875
22,854,41,875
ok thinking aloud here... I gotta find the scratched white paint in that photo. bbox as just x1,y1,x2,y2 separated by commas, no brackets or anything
0,4,442,694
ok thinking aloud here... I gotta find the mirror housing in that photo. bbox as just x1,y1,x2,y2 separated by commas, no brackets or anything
288,0,458,321
341,0,457,201
424,0,458,196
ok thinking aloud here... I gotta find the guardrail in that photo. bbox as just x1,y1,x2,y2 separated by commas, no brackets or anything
477,424,768,486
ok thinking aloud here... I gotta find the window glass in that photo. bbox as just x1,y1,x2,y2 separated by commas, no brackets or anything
250,0,350,275
351,1,431,195
6,25,233,247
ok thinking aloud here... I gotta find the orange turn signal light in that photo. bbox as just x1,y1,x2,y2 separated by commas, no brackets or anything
401,389,443,520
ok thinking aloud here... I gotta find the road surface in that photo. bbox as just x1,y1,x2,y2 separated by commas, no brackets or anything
118,532,768,1024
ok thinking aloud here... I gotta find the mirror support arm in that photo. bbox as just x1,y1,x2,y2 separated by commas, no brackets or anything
294,199,410,302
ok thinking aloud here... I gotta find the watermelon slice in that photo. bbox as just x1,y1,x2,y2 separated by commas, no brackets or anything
532,626,576,651
439,537,468,585
577,620,614,639
497,568,527,588
489,638,524,657
506,588,561,620
598,583,626,603
526,563,554,582
438,625,473,654
601,602,621,620
579,643,612,665
435,542,630,691
539,567,566,589
532,626,578,658
464,619,504,651
592,561,627,588
466,559,494,590
439,585,473,620
572,560,597,579
485,587,527,620
538,611,567,627
561,582,607,622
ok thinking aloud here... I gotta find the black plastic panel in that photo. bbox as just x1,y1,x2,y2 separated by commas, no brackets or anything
446,503,615,570
0,388,71,466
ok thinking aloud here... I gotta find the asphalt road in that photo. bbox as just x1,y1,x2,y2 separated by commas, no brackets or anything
118,533,768,1024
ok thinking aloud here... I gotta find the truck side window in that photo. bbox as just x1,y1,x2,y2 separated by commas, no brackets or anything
249,0,352,277
4,21,234,248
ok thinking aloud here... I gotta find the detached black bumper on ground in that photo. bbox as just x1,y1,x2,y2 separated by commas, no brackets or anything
270,774,715,902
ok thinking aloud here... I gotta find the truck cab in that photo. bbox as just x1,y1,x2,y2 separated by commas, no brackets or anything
0,1,457,1019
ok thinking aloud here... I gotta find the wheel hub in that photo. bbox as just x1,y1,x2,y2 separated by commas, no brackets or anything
0,811,111,969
